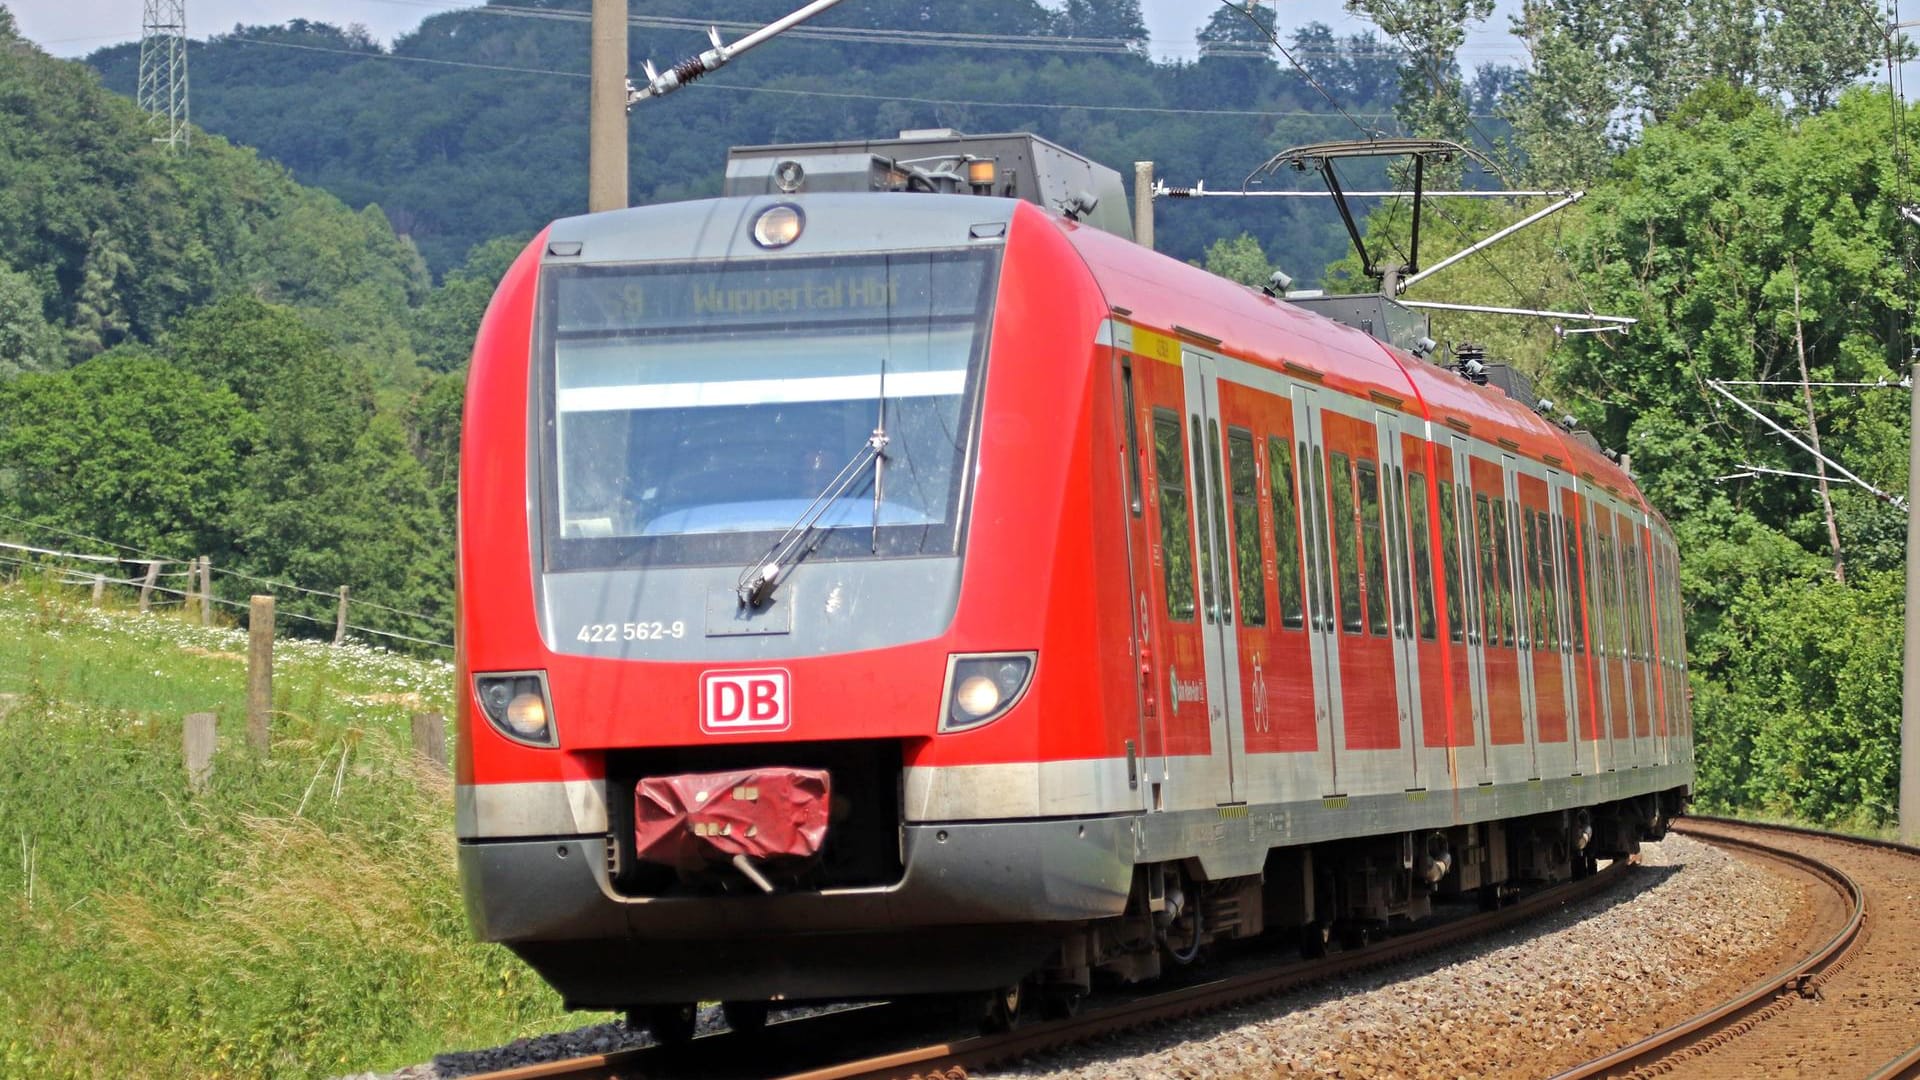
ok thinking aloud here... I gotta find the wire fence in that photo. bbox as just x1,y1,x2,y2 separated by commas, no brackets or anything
0,531,452,652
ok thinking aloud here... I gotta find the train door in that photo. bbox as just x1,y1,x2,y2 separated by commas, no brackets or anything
1632,519,1662,762
1292,385,1343,795
1519,471,1568,779
1374,413,1422,787
1500,458,1541,779
1180,350,1247,804
1582,492,1618,766
1472,455,1528,783
1550,478,1603,773
1323,408,1405,794
1403,434,1453,784
1445,435,1491,778
1114,354,1162,810
1133,349,1213,811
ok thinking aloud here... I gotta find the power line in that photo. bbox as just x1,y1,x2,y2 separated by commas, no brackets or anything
1221,1,1377,138
221,35,1447,120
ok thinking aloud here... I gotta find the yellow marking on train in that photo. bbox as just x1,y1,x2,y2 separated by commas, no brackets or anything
1218,804,1249,819
1405,789,1429,801
1322,796,1349,809
1131,327,1182,366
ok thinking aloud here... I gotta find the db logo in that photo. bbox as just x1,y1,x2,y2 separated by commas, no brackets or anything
700,669,790,733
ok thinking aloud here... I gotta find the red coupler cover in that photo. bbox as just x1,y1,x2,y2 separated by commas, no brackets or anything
633,767,830,868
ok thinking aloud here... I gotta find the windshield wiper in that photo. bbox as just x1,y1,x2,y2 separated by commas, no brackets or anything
735,432,886,609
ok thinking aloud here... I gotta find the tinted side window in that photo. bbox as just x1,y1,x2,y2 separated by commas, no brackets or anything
1408,470,1436,641
1475,493,1497,644
1121,360,1142,515
1357,459,1388,637
1189,416,1215,624
1227,427,1265,627
1438,478,1465,642
1522,507,1545,647
1151,409,1196,622
1208,420,1232,626
1538,510,1560,649
1565,513,1585,655
1268,438,1305,629
1331,451,1362,635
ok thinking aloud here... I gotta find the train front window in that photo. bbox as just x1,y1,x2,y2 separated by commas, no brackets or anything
539,250,997,570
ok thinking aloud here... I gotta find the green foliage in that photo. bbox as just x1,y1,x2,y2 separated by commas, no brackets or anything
412,234,531,373
1345,0,1496,142
0,349,257,558
0,11,426,381
1200,232,1277,287
0,587,578,1077
77,5,1416,286
0,259,56,376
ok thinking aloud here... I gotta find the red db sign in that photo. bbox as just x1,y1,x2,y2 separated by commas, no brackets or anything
700,669,790,733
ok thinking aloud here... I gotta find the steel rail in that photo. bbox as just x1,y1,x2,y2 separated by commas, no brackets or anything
1548,817,1873,1080
465,860,1632,1080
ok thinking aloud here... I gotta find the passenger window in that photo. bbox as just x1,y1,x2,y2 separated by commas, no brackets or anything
1330,451,1362,635
1189,416,1215,624
1151,409,1196,623
1121,360,1142,516
1475,494,1497,644
1538,511,1560,650
1563,514,1584,655
1310,445,1334,624
1437,478,1464,642
1389,464,1413,637
1268,438,1305,629
1408,470,1436,641
1208,420,1232,626
1522,507,1544,647
1492,496,1517,647
1357,460,1388,637
1227,427,1264,628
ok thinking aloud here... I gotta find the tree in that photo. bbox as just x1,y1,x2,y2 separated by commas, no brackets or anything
411,234,531,373
1345,0,1496,142
1199,233,1276,287
0,349,258,558
0,261,57,377
164,295,336,412
1052,0,1149,51
1197,3,1275,60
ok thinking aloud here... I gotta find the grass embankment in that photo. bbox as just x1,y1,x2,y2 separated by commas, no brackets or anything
0,581,588,1078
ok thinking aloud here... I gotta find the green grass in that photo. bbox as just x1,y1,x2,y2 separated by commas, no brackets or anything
0,576,595,1078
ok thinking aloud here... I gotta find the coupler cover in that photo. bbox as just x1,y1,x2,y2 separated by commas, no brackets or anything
633,767,831,871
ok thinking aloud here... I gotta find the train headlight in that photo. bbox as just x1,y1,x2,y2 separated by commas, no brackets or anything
474,672,558,747
940,652,1036,732
751,203,804,249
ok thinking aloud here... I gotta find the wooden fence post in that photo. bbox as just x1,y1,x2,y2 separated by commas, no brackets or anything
335,586,350,645
246,595,273,755
198,556,212,626
138,561,159,613
411,711,447,769
90,574,105,606
184,712,216,792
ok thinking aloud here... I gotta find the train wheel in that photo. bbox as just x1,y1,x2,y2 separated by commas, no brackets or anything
1038,986,1084,1020
979,983,1025,1033
1299,920,1332,960
721,1000,770,1033
645,1002,699,1046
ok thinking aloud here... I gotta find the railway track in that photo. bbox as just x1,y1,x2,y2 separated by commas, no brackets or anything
1552,816,1920,1080
459,818,1920,1080
466,861,1634,1080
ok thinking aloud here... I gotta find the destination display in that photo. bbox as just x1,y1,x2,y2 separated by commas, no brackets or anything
553,251,991,334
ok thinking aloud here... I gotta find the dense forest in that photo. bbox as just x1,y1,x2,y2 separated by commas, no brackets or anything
0,0,1913,828
82,1,1441,279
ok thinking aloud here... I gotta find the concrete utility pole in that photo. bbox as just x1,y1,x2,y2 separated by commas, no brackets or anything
1134,161,1155,250
588,0,628,213
1904,360,1920,845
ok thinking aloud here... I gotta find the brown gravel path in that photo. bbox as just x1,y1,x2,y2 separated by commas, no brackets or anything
1648,820,1920,1079
983,835,1810,1080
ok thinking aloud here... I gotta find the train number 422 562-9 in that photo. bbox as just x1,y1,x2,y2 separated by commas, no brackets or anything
576,621,687,643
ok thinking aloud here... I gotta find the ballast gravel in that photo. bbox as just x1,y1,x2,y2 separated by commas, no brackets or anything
988,834,1803,1080
349,835,1799,1080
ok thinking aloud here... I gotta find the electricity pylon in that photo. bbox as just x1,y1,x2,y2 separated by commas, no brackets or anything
136,0,189,150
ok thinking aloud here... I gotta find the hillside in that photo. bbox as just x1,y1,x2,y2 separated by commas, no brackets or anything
0,9,426,380
0,580,573,1077
79,1,1450,279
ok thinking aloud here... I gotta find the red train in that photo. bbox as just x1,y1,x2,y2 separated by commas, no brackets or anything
456,132,1691,1038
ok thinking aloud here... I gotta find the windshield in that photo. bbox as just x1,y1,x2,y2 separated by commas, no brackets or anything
539,249,999,572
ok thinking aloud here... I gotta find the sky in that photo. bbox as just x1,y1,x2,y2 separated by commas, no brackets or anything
16,0,1532,68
